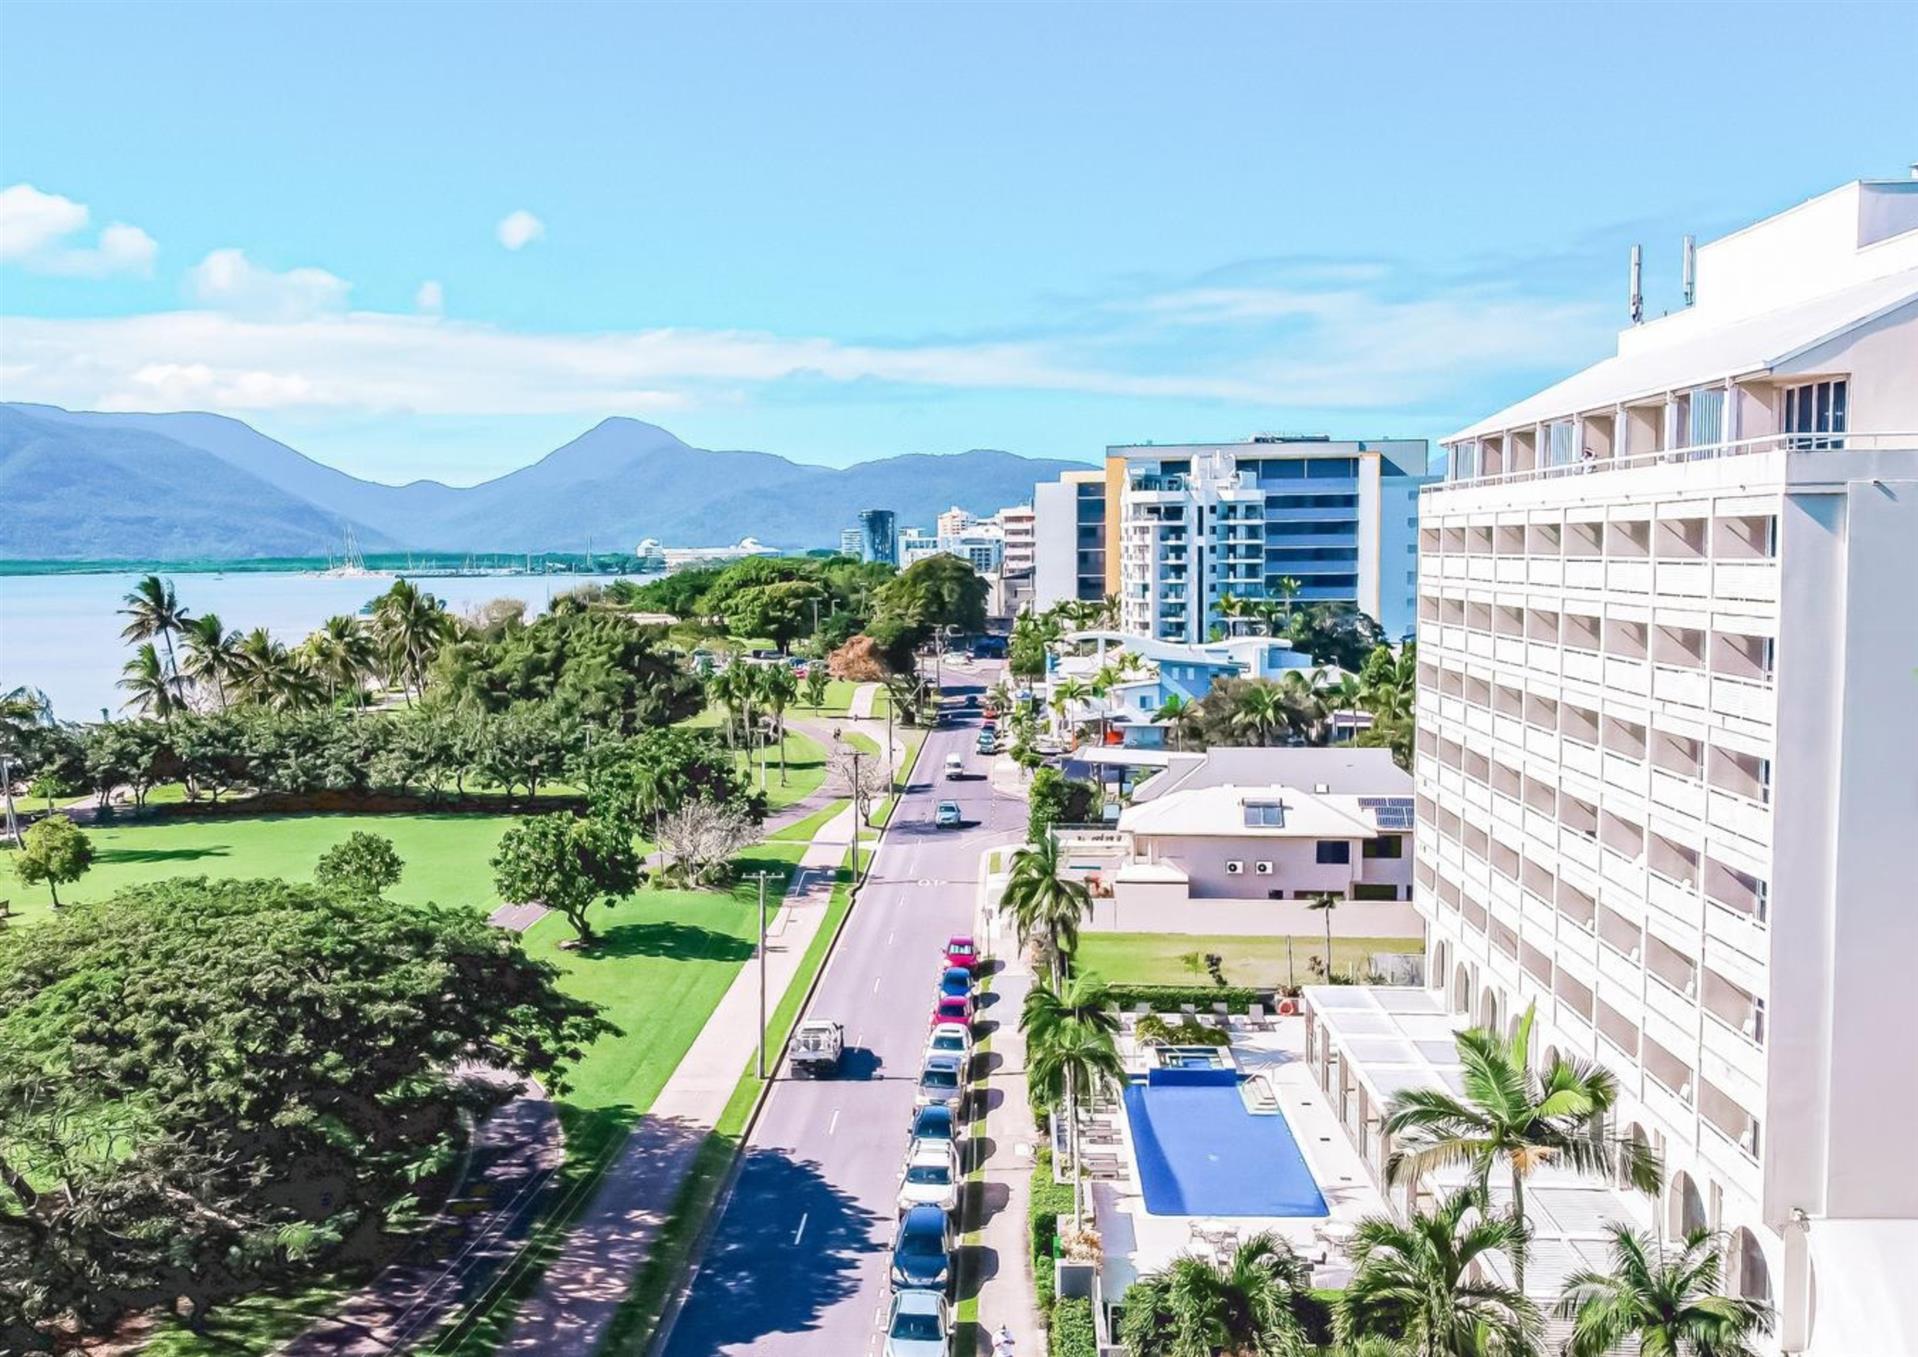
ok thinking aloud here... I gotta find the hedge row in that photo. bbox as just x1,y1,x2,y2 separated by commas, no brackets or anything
1101,983,1266,1013
1048,1296,1096,1357
1029,1146,1073,1313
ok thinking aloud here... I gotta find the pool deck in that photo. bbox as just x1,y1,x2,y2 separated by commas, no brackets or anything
1089,1018,1387,1293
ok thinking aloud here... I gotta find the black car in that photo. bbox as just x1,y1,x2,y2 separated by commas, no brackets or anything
889,1203,954,1293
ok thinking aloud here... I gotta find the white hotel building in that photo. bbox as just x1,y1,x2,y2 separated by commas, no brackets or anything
1415,176,1918,1351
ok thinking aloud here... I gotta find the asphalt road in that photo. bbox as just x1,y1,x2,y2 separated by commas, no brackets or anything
659,662,1027,1357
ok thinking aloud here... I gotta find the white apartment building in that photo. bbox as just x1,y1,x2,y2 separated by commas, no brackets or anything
1105,436,1432,643
1416,175,1918,1352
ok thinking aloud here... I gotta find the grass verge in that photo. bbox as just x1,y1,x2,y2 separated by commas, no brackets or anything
1075,930,1423,989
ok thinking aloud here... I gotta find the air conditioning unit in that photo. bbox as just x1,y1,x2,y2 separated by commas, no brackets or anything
1225,861,1245,876
1255,861,1274,875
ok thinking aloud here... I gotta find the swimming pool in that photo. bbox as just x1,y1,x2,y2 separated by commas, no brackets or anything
1122,1081,1329,1218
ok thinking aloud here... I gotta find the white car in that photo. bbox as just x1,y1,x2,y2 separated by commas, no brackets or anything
897,1139,962,1215
924,1022,972,1063
884,1288,952,1356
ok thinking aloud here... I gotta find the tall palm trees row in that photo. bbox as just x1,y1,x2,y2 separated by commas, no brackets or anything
116,575,452,719
703,660,799,785
1214,577,1303,639
1149,647,1415,755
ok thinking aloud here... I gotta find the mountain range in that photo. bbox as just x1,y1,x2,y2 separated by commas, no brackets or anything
0,403,1090,560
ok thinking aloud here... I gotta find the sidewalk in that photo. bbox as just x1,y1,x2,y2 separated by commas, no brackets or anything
968,865,1047,1355
498,802,858,1355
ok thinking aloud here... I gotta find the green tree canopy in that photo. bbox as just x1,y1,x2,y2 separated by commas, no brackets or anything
432,610,702,733
11,815,93,907
313,831,406,897
0,878,607,1346
491,811,642,943
874,553,988,639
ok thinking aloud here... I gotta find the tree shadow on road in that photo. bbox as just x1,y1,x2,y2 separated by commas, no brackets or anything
659,1147,883,1354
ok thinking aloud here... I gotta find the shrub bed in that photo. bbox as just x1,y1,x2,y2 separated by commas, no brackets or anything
1100,982,1266,1013
1029,1147,1074,1312
1048,1296,1096,1357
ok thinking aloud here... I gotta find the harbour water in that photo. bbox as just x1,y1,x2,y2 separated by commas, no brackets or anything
0,570,641,721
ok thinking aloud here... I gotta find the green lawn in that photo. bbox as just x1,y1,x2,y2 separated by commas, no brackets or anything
734,726,827,813
1075,931,1424,988
3,812,519,926
800,679,863,716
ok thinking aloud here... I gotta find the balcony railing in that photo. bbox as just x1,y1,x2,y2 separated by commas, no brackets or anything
1426,431,1918,495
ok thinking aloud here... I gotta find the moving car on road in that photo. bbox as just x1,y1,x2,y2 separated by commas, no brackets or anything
944,753,964,780
935,800,962,828
914,1052,967,1118
889,1203,955,1294
788,1020,844,1077
974,732,998,756
896,1140,961,1214
883,1288,952,1356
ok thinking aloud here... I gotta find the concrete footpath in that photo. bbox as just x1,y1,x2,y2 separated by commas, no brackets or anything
967,860,1048,1356
497,802,858,1355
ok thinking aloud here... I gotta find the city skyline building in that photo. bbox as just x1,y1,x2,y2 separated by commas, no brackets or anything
1414,173,1918,1352
855,507,898,566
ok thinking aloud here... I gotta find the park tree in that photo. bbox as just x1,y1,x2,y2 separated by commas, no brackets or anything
654,798,760,887
0,878,607,1346
12,815,93,908
476,704,578,801
1027,766,1098,841
724,580,826,651
81,718,179,809
575,725,762,838
314,832,405,898
874,552,988,639
491,811,641,943
827,634,894,682
169,712,251,802
1289,601,1389,673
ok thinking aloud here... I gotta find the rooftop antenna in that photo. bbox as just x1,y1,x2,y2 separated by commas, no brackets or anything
1629,244,1644,324
1682,234,1696,307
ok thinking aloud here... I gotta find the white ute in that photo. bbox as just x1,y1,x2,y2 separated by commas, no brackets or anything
789,1020,844,1077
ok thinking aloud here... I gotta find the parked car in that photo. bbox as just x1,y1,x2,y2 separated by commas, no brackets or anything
934,800,962,828
889,1203,955,1293
788,1020,844,1077
883,1288,952,1357
913,1052,967,1117
924,1022,971,1062
896,1139,961,1214
937,967,972,1002
974,731,999,755
930,994,973,1028
943,935,978,973
908,1103,956,1145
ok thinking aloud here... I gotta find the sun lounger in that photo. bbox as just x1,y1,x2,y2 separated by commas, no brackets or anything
1247,1003,1269,1029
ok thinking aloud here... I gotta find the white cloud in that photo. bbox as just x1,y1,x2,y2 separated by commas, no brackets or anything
496,210,545,250
185,248,351,321
0,183,157,277
416,280,444,314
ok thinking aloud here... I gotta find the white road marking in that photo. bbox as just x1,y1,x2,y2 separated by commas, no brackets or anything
872,976,882,994
793,1212,809,1246
828,1108,840,1135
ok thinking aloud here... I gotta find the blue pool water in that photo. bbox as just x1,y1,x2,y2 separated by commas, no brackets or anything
1122,1081,1329,1218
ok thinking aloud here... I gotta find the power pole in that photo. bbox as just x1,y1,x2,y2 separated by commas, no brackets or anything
849,748,865,886
744,868,783,1079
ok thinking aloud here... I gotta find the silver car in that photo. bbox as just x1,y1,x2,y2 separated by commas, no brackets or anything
884,1285,952,1356
913,1052,966,1119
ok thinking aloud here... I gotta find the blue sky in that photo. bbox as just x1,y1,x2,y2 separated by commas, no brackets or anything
2,1,1913,485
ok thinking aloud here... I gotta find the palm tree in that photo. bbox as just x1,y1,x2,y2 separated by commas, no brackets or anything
0,685,55,845
1307,890,1340,980
707,666,744,748
181,613,242,711
1026,1015,1125,1234
372,579,451,700
1233,681,1288,745
1050,676,1090,738
998,833,1093,982
1154,693,1194,750
119,643,181,719
306,615,377,706
1119,1232,1311,1357
1383,1004,1663,1294
1277,668,1326,743
1216,591,1249,638
1556,1225,1773,1357
1338,1188,1541,1357
1273,576,1303,633
1021,971,1120,1044
119,575,191,690
759,663,799,784
232,628,321,710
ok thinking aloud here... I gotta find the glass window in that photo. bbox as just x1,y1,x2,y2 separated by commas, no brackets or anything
1689,387,1726,449
1243,802,1285,828
1363,835,1404,859
1784,379,1848,450
1316,840,1352,864
1547,420,1576,466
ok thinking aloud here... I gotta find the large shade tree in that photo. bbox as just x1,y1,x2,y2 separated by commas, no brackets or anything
1383,1004,1663,1293
0,878,607,1347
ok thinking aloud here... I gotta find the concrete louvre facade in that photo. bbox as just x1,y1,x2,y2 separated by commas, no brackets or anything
1417,176,1918,1352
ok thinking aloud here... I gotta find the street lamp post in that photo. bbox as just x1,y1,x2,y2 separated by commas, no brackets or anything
744,868,783,1079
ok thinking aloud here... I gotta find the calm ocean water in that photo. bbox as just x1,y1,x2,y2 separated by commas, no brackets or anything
0,571,639,722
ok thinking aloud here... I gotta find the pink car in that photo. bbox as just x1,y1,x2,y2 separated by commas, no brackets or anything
931,994,974,1028
944,936,979,974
